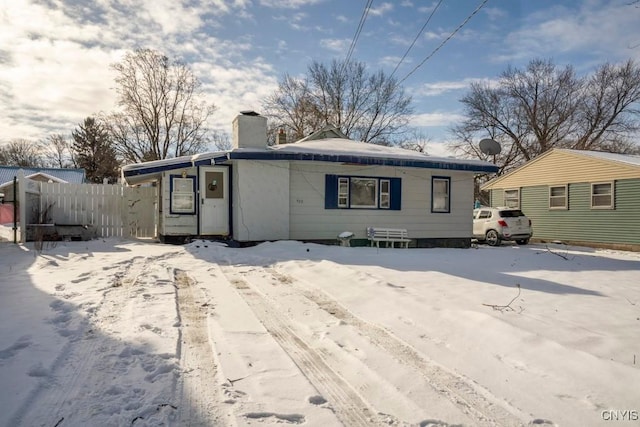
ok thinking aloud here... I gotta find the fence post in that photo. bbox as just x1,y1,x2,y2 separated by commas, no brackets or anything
17,170,26,243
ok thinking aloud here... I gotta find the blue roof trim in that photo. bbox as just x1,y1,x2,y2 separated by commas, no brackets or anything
123,160,194,177
229,151,499,173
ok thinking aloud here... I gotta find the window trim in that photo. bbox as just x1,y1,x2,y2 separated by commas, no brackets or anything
503,188,520,209
591,181,614,209
325,175,400,210
338,177,349,208
379,179,390,209
170,175,196,214
549,185,568,210
431,176,451,213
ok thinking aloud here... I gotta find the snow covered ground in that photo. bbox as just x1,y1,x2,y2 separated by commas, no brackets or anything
0,238,639,427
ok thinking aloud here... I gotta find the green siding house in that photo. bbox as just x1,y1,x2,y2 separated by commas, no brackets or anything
481,149,640,251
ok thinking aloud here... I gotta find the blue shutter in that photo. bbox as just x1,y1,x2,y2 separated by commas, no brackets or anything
390,178,402,210
325,174,338,209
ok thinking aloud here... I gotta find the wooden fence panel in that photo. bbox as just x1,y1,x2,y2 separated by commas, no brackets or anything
38,182,157,238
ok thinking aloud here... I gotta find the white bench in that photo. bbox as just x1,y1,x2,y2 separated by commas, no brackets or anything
367,227,411,248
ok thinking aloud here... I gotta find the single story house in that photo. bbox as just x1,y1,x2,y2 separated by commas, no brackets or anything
122,112,498,247
0,166,86,203
481,148,640,251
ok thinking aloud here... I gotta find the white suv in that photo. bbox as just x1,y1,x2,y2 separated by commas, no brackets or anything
473,207,533,246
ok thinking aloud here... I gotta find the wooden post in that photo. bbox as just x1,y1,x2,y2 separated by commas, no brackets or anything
17,169,26,243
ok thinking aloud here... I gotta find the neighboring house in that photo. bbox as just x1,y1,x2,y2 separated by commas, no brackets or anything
122,112,498,247
0,166,86,203
481,148,640,251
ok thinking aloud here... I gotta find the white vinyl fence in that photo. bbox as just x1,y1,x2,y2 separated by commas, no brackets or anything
14,170,157,242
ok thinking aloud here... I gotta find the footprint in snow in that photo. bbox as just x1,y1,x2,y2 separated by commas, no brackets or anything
244,412,306,424
0,336,32,360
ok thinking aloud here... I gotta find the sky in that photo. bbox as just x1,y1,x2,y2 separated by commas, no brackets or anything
1,0,639,157
1,237,639,426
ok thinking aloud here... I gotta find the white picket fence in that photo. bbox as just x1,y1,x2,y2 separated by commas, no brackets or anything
12,170,158,242
38,182,157,238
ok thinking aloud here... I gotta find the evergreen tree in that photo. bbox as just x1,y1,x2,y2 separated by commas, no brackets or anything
71,117,119,183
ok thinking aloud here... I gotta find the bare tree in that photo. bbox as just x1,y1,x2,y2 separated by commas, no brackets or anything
106,49,216,163
397,129,432,153
263,59,413,145
0,139,44,167
451,58,640,173
41,134,75,168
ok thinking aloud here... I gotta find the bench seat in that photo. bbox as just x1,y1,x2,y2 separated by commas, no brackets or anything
367,227,410,248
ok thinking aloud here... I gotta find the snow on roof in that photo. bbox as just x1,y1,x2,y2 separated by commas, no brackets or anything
0,166,85,188
122,139,498,184
560,149,640,167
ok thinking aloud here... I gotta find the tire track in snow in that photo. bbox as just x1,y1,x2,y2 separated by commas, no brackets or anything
173,269,229,426
268,266,526,427
220,265,378,427
11,256,150,427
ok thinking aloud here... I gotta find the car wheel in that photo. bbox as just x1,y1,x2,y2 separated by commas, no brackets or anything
516,239,529,245
485,230,500,246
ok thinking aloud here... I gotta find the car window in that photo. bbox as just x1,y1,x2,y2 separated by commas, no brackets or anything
478,210,492,219
499,210,524,218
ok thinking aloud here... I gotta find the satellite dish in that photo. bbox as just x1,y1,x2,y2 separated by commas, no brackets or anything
479,138,501,156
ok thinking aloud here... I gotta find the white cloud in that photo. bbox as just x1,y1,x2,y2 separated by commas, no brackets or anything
495,1,640,63
483,6,507,21
417,78,499,97
319,38,350,54
336,15,348,23
369,2,393,17
259,0,324,8
410,112,465,127
0,0,277,143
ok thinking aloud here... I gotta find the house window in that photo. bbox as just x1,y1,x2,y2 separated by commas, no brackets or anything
338,178,349,208
504,189,520,208
431,177,450,213
171,175,196,214
591,182,614,209
549,185,567,209
380,180,390,209
325,175,401,210
350,178,378,208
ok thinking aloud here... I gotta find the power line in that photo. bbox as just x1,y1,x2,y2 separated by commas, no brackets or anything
397,0,489,85
390,0,444,79
343,0,374,71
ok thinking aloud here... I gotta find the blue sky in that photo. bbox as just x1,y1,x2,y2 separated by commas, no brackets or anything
1,0,639,156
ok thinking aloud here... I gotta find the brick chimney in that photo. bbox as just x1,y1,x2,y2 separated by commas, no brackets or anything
276,128,287,145
232,111,268,149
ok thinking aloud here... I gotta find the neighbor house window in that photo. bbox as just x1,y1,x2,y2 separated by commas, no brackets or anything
549,185,568,209
431,176,450,213
504,189,520,208
325,175,401,210
591,182,614,209
170,175,196,214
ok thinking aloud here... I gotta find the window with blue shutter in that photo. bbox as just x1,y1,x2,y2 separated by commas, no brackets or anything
325,175,401,210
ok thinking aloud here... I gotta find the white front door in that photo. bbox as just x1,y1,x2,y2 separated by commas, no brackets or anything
199,166,229,235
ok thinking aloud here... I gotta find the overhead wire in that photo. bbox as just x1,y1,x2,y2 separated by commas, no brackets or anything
389,0,444,79
342,0,374,72
397,0,489,85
